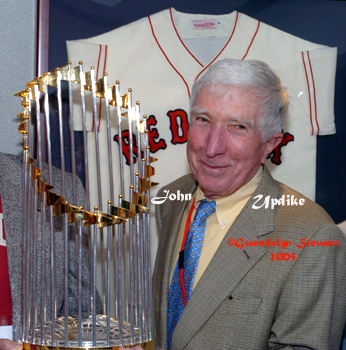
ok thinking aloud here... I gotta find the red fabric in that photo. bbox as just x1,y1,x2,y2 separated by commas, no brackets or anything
0,195,12,326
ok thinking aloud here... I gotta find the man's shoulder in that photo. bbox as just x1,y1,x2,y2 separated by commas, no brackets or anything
154,174,197,220
258,167,334,223
270,181,343,243
276,181,334,225
253,167,341,239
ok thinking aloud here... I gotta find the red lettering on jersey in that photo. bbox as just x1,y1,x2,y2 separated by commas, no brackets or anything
147,115,167,153
167,109,189,144
267,132,294,165
114,115,167,164
114,131,142,166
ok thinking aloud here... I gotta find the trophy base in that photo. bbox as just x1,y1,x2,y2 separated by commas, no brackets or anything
23,340,155,350
24,315,153,348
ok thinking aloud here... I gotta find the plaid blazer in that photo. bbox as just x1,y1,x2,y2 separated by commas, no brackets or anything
0,153,98,342
153,166,346,350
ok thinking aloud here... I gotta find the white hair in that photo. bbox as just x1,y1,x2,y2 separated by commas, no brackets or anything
190,59,289,141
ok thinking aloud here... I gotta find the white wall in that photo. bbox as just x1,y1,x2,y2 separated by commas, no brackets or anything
0,0,37,155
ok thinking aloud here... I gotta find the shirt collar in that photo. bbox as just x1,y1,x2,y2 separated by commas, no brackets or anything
195,166,263,230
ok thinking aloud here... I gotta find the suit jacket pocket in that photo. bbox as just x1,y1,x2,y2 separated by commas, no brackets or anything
226,297,262,314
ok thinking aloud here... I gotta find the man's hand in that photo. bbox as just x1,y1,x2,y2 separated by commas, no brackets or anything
0,339,22,350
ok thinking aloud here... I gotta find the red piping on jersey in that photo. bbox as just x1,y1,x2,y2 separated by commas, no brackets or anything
92,45,103,132
148,15,191,98
194,11,239,82
96,45,102,84
97,45,108,133
169,8,204,68
307,51,320,135
242,20,260,60
301,52,314,135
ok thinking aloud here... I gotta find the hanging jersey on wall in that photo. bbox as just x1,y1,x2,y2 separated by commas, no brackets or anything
67,8,337,265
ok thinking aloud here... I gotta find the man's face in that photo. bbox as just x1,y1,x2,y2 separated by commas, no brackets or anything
187,84,282,199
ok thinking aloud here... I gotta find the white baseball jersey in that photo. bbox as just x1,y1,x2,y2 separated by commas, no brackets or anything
67,8,337,266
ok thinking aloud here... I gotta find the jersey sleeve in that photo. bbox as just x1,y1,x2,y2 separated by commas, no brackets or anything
301,46,337,136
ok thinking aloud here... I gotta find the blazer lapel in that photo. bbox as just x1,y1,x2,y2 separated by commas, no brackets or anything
153,175,198,343
172,167,280,349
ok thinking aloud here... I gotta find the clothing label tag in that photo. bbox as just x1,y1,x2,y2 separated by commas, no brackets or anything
191,19,220,30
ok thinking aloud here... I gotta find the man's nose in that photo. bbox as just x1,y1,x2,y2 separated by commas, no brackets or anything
204,126,227,157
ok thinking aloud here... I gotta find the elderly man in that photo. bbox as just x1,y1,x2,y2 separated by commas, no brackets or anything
152,59,346,349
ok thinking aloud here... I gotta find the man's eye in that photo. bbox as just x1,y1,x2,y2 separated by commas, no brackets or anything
196,116,209,122
230,124,247,130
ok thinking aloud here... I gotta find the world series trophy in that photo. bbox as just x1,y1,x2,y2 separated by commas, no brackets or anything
14,62,158,349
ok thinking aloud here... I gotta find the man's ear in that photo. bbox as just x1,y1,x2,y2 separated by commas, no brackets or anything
261,132,283,164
